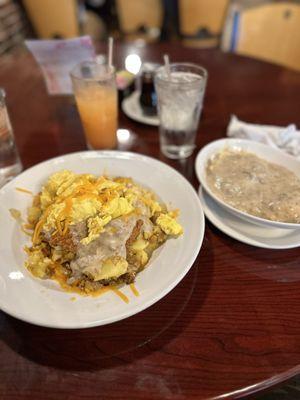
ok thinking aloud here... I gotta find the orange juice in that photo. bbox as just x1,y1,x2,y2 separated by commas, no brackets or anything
75,85,118,149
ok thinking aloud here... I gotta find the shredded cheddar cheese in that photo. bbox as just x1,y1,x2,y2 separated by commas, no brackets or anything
15,187,33,195
21,224,33,236
23,223,34,230
32,218,45,244
56,220,63,236
130,283,140,297
62,220,69,235
111,287,129,303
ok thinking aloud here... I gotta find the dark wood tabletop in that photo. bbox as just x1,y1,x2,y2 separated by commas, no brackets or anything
1,41,300,400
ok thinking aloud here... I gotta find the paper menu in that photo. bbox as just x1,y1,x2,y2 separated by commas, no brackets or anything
25,36,95,95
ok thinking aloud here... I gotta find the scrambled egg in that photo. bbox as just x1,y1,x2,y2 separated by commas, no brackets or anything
156,213,183,236
35,170,173,245
81,215,112,245
36,171,136,244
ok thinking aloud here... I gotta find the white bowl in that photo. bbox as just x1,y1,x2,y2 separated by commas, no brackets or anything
0,151,204,329
195,138,300,230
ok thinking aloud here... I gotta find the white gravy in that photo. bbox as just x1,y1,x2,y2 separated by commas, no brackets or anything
206,149,300,223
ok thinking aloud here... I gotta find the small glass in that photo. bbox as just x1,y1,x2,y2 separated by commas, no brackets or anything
155,63,207,159
70,61,118,150
0,88,22,187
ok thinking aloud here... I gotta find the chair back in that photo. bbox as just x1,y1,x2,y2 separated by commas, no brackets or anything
23,0,79,38
116,0,162,41
222,0,300,71
179,0,229,47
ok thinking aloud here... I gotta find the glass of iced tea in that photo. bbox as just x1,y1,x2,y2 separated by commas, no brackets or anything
70,61,118,149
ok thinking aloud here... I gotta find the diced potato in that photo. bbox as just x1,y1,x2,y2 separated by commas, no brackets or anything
131,238,149,251
135,250,148,267
25,248,52,278
27,206,41,225
84,256,128,281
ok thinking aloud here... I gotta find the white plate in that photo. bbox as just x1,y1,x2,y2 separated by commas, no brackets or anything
0,151,204,329
122,91,159,126
195,138,300,230
199,186,300,249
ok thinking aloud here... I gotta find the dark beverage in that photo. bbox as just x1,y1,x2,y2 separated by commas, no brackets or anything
139,63,159,117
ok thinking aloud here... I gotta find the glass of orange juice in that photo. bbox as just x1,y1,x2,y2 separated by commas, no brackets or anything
70,61,118,149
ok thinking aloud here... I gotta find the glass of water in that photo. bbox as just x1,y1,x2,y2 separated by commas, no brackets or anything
0,88,22,187
155,63,207,159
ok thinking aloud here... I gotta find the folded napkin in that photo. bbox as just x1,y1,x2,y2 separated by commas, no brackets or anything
227,115,300,158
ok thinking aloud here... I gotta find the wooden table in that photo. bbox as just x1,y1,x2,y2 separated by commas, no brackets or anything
1,42,300,400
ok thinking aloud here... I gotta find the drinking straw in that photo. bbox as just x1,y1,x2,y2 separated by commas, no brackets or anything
108,37,113,69
163,54,171,78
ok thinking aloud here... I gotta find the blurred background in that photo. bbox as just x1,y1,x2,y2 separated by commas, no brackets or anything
1,0,300,71
1,2,300,398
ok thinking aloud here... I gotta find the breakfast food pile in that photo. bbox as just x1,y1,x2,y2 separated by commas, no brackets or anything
24,170,183,295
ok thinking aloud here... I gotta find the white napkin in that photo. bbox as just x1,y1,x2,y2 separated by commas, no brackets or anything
227,115,300,158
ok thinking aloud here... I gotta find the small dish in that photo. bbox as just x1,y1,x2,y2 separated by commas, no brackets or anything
195,138,300,230
199,186,300,249
0,151,204,329
122,91,159,126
